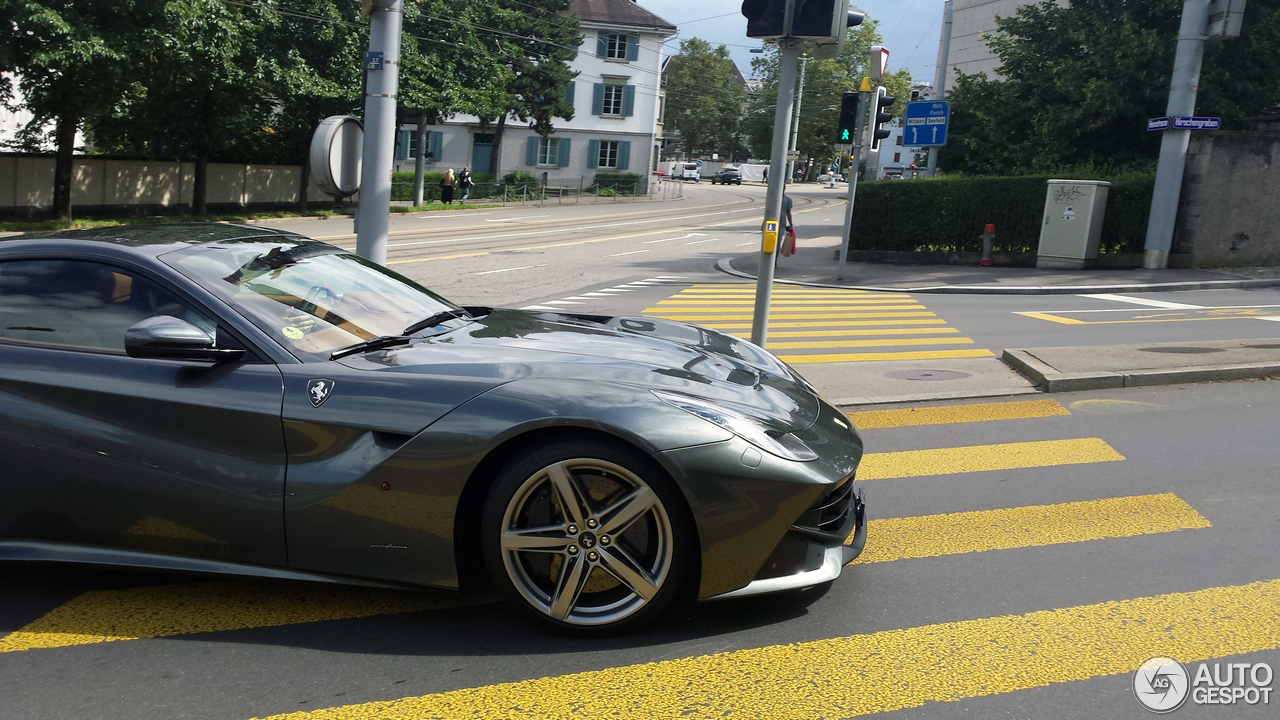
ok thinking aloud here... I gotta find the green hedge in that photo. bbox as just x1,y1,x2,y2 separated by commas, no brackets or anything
848,172,1155,254
390,171,493,202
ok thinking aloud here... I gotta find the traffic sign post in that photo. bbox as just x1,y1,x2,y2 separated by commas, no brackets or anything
904,101,949,146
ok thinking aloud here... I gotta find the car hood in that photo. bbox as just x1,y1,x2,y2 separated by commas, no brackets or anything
337,309,819,431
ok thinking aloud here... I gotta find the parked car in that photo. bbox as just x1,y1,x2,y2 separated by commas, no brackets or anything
710,168,742,185
818,173,846,183
678,162,701,182
0,224,867,635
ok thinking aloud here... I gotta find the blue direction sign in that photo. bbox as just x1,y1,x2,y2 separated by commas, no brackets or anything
904,101,949,147
1148,116,1220,131
364,51,384,71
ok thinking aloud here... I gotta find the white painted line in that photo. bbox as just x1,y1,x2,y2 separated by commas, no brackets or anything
609,250,651,257
474,263,548,275
544,300,583,305
1259,316,1280,322
654,276,688,279
484,215,549,223
1078,293,1205,310
1025,303,1280,314
520,305,560,311
646,233,706,244
581,292,616,297
685,238,715,245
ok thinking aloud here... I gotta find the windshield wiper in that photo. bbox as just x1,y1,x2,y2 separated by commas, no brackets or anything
403,308,471,336
328,335,412,361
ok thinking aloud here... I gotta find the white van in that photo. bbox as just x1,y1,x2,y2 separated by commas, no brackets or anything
678,162,700,182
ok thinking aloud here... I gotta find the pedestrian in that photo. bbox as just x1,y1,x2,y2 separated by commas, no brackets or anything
763,167,768,183
777,193,797,263
440,168,456,204
458,167,473,203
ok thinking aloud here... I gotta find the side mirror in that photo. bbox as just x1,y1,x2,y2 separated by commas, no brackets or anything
125,316,245,363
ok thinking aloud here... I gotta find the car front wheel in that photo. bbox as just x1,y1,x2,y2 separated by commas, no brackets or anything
481,440,692,634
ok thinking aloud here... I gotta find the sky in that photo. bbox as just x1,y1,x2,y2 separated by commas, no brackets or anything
636,0,947,84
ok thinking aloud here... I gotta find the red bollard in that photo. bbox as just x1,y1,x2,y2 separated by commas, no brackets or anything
980,223,995,266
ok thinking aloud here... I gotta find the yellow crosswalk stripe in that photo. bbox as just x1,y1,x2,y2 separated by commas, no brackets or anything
648,312,939,322
0,581,486,653
647,306,925,314
732,327,961,338
848,398,1070,429
700,319,948,330
779,348,995,363
855,493,1209,564
655,299,922,305
254,578,1280,719
764,336,976,350
858,438,1124,480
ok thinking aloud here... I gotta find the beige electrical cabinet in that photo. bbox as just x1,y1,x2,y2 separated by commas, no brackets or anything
1036,180,1110,269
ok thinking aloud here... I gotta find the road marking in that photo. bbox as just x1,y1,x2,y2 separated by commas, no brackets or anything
543,300,582,305
484,215,549,222
779,348,996,363
650,306,926,315
765,336,977,350
473,263,548,275
519,305,561,311
735,241,754,246
253,578,1280,720
651,312,939,322
733,327,960,339
645,233,706,244
848,398,1070,429
858,437,1124,480
0,581,487,653
607,249,650,257
685,238,716,245
1017,304,1280,325
855,493,1210,564
701,319,949,330
1078,293,1205,309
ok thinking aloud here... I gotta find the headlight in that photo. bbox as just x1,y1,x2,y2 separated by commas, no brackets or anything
652,390,817,461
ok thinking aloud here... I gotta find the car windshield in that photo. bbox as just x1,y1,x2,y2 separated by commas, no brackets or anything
160,237,460,361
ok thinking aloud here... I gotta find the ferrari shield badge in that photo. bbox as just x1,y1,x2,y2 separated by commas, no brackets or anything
307,379,335,408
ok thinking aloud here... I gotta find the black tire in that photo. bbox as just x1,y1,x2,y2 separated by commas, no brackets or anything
480,439,694,635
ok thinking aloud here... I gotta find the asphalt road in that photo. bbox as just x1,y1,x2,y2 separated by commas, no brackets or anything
3,382,1277,719
3,187,1279,719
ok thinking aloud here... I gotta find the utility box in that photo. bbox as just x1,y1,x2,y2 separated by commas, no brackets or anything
1036,179,1110,269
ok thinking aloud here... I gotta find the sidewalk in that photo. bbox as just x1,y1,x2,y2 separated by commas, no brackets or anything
720,237,1280,294
718,239,1280,406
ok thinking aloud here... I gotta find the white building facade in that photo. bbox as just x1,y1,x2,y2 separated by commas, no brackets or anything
394,0,675,183
943,0,1067,80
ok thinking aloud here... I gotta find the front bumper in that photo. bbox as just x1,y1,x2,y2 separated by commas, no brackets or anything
710,478,865,599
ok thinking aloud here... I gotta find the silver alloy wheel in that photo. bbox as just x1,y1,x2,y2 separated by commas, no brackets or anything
498,458,674,627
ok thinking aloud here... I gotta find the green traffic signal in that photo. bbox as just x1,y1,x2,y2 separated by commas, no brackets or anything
835,91,858,144
841,129,850,141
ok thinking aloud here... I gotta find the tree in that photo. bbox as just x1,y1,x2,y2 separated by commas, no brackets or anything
664,38,746,160
1,1,141,220
743,18,912,176
938,0,1280,175
92,0,272,215
473,0,579,179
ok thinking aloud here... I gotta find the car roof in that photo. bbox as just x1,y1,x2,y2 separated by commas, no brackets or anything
3,223,307,257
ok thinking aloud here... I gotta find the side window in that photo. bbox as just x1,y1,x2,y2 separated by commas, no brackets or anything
0,259,216,354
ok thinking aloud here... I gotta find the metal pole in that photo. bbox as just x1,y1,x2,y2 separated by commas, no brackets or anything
1143,0,1212,269
750,42,800,347
786,56,808,184
355,0,402,264
412,110,426,206
926,0,953,177
838,82,870,281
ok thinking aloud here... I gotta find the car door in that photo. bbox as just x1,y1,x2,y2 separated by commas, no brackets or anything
0,257,288,566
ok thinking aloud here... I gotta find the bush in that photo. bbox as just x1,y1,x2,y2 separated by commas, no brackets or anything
502,170,538,186
594,171,642,195
596,187,617,197
390,171,492,202
848,171,1154,254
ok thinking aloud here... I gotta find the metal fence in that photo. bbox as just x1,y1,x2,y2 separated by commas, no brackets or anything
390,177,685,207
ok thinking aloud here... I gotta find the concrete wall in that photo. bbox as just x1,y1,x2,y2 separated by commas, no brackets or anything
0,154,326,215
1176,127,1280,267
947,0,1067,80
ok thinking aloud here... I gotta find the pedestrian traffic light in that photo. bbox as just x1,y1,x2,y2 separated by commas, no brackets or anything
741,0,787,40
869,86,894,151
836,91,859,144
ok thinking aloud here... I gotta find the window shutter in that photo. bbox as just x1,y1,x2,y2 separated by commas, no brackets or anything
592,83,605,115
558,138,571,167
526,136,538,166
626,35,639,61
564,81,575,107
596,32,607,58
587,139,600,169
395,130,409,160
430,131,443,161
622,85,636,117
618,141,631,170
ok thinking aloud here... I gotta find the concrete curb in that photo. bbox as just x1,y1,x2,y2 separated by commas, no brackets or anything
715,257,1280,295
828,386,1041,408
1001,349,1280,391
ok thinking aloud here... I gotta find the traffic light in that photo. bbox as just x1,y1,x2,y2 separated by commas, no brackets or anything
741,0,787,40
869,86,894,151
836,92,859,144
791,0,864,39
